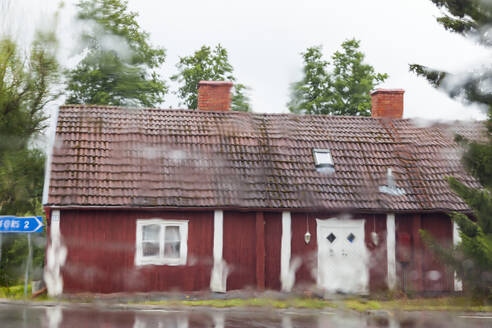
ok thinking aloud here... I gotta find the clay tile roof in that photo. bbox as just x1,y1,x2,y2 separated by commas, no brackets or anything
46,105,486,212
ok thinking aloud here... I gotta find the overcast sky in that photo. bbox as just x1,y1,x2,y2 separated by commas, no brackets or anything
6,0,491,121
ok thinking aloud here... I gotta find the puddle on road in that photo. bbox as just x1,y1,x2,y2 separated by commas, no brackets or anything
0,303,489,328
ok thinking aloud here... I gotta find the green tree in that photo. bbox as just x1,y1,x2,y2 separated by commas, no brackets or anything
413,0,492,299
288,39,388,116
66,0,167,107
0,33,59,214
0,232,46,286
171,44,251,112
288,46,330,115
0,30,59,285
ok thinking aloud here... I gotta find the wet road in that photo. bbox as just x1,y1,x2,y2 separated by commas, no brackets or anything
0,302,490,328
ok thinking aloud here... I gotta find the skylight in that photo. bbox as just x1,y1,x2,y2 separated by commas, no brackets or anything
313,149,334,173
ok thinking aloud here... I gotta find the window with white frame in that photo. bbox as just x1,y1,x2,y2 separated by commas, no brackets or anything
313,148,335,173
135,219,188,266
313,148,334,167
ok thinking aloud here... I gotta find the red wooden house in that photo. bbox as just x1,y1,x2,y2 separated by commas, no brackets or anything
42,81,483,296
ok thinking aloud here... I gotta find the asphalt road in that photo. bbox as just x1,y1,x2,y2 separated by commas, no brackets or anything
0,302,490,328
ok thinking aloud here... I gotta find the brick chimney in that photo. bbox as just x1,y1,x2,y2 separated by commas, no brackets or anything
197,81,233,111
371,89,405,119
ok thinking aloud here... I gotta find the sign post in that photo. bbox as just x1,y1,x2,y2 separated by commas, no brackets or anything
24,234,32,298
0,216,44,297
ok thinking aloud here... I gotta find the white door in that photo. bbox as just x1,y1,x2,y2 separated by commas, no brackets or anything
317,218,368,294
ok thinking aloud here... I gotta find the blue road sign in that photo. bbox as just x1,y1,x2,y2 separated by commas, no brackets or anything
0,216,44,233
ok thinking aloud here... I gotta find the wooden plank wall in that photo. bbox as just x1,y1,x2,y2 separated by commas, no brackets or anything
222,211,256,290
60,210,213,293
421,213,453,291
291,213,318,287
264,212,282,290
396,213,453,292
58,208,453,294
362,214,388,292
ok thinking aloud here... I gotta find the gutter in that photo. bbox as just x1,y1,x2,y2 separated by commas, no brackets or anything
42,204,473,215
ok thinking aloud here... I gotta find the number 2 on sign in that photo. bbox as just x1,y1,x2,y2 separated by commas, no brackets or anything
24,221,29,229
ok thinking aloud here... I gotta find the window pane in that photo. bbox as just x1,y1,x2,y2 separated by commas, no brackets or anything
314,150,333,166
165,226,180,242
164,226,180,258
142,241,160,257
142,224,160,242
142,224,160,257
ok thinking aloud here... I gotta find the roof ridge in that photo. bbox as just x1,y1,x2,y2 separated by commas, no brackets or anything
58,105,417,121
60,104,192,111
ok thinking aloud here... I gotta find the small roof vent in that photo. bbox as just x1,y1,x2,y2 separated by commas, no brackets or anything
379,168,405,196
313,149,335,174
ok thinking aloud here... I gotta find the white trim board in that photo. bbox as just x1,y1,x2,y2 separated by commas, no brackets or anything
386,213,396,290
210,210,226,292
44,210,66,296
280,211,292,292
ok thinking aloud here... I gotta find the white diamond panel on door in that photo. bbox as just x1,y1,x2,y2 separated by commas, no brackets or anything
316,218,368,294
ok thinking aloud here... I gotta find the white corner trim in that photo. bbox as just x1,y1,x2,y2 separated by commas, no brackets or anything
453,221,463,291
44,210,67,296
386,213,397,290
210,210,226,292
134,219,188,266
280,211,292,292
213,210,223,262
51,210,60,233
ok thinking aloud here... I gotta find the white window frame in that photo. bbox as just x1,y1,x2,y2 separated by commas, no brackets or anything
313,149,334,167
135,219,188,266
